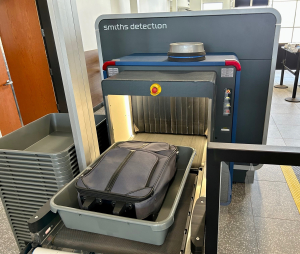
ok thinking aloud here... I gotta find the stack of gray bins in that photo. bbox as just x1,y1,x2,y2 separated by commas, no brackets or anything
0,113,107,250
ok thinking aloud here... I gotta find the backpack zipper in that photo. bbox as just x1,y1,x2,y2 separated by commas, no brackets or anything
145,159,159,187
105,150,135,192
76,186,154,202
117,141,173,152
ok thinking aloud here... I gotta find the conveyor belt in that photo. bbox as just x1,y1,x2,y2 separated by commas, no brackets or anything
131,133,206,168
52,174,197,254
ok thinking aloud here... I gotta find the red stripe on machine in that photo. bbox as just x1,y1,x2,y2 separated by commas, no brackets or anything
103,61,116,71
225,60,241,71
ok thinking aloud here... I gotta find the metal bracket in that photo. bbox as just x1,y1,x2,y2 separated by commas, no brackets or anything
191,197,206,254
31,216,62,247
113,201,127,216
2,80,13,86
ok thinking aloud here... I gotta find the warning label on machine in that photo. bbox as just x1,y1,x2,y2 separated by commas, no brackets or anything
107,68,119,77
221,68,234,78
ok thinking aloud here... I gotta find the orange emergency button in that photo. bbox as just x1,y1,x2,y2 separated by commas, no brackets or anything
150,83,161,96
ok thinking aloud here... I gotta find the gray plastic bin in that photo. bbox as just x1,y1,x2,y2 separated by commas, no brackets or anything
0,113,107,250
0,153,77,167
0,114,106,158
0,114,74,158
50,143,195,246
0,166,77,178
0,158,77,171
0,148,76,162
0,114,72,250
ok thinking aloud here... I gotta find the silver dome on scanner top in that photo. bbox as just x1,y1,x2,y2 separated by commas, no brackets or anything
167,42,206,62
169,42,205,54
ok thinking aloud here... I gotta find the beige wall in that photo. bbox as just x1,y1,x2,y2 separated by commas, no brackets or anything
76,0,171,51
76,0,111,51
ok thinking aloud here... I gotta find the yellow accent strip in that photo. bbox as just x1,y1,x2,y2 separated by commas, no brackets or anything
281,165,300,213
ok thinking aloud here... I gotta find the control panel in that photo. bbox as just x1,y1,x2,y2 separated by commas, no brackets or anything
223,88,232,116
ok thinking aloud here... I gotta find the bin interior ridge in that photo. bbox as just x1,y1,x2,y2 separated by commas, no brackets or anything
24,132,74,153
0,114,74,153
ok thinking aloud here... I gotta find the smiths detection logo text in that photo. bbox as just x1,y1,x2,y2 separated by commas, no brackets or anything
103,23,167,31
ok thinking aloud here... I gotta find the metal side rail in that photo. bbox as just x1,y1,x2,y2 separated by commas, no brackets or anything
205,143,300,254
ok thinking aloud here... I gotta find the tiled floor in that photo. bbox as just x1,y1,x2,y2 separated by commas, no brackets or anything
0,200,19,253
1,71,300,254
218,70,300,254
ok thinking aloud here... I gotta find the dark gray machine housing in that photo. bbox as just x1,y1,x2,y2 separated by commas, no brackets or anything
96,8,281,151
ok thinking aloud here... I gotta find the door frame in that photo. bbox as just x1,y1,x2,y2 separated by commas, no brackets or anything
0,38,23,126
35,0,68,113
